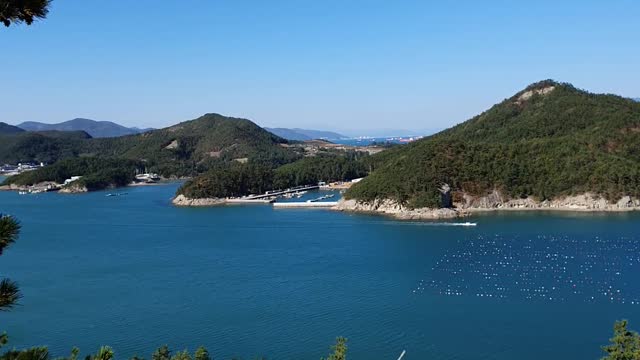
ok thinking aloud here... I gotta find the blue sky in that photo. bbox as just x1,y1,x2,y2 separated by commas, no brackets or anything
2,0,638,134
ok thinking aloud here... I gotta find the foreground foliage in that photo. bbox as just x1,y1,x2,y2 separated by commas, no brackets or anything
347,80,640,208
321,337,347,360
0,215,21,311
0,336,350,360
0,340,214,360
0,0,50,27
602,320,640,360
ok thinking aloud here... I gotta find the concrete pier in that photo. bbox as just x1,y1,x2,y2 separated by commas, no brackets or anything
245,185,319,200
226,198,274,204
273,201,338,208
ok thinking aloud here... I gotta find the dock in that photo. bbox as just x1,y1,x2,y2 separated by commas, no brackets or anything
226,198,274,204
245,185,319,200
273,201,338,208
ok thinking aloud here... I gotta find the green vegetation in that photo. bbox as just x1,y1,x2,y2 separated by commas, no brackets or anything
272,153,368,189
0,114,302,180
2,113,374,195
347,80,640,208
602,320,640,360
2,157,143,191
0,339,220,360
0,337,348,360
0,215,21,311
0,0,50,27
178,162,275,199
81,113,301,177
0,131,91,165
177,154,368,199
321,337,347,360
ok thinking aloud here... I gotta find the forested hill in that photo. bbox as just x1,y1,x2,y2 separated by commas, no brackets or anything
82,113,301,175
346,80,640,208
0,113,301,176
0,122,25,135
0,130,92,164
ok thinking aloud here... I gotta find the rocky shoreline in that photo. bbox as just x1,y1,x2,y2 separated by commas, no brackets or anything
58,184,89,193
459,191,640,212
172,194,226,206
332,199,463,219
333,192,640,220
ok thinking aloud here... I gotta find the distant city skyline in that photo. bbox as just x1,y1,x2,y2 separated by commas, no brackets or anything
2,0,638,132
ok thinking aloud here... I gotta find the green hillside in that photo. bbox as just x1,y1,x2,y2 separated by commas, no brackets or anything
1,113,302,175
346,80,640,208
83,113,302,176
1,113,309,190
0,131,91,164
177,153,369,199
2,157,143,191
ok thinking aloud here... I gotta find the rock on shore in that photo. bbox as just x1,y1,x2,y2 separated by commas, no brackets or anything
459,191,640,212
58,184,88,193
333,199,464,219
335,191,640,219
172,194,225,206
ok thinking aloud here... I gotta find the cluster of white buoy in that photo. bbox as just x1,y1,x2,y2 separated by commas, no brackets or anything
412,233,640,304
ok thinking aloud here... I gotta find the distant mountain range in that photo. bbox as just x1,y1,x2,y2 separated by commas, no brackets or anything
633,98,640,102
17,118,153,138
265,128,348,141
0,122,25,135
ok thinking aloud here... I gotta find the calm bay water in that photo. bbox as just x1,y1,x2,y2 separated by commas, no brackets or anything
1,180,639,359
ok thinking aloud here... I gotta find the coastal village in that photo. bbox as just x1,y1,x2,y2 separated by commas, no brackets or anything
0,162,46,176
0,166,164,195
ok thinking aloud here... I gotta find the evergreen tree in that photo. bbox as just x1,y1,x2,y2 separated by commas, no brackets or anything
170,350,191,360
152,346,171,360
602,320,640,360
85,346,114,360
321,337,347,360
0,0,51,27
193,347,211,360
0,215,21,310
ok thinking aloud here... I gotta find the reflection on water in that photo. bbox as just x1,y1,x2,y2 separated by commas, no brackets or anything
419,234,640,304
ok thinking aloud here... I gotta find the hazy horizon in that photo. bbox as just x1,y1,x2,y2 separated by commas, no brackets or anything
2,1,638,131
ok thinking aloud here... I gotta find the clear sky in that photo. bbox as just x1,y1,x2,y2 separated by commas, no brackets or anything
2,0,638,134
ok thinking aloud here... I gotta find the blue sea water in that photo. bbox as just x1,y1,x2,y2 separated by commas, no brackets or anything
1,181,639,359
333,138,401,146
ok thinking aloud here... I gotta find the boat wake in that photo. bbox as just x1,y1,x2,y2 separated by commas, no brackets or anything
382,221,477,227
448,222,477,227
